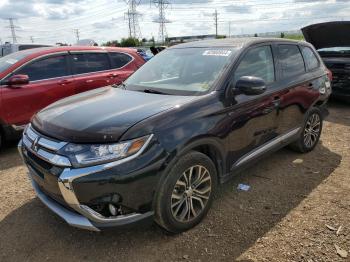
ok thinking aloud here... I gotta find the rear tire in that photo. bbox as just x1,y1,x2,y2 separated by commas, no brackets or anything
154,151,217,234
289,107,323,153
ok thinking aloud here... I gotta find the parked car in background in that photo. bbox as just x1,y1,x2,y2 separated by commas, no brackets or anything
134,48,153,61
0,46,145,148
302,21,350,102
0,43,52,57
19,38,331,233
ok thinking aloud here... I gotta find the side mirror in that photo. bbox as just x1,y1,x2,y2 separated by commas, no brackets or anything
235,76,266,96
3,74,29,88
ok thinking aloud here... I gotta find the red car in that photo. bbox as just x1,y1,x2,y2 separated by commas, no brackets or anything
0,46,145,148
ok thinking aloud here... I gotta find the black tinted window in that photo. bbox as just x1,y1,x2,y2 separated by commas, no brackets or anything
110,52,132,68
71,53,110,74
234,45,275,84
278,45,305,78
16,55,68,81
301,46,319,71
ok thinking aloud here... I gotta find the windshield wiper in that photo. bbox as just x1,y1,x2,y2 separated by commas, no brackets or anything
143,89,169,95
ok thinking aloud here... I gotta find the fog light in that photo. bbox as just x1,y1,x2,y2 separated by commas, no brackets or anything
108,204,117,216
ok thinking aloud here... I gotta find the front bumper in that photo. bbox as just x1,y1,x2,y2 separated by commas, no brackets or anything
18,127,166,231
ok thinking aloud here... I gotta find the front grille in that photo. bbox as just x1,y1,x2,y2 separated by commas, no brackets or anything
22,125,71,167
22,125,72,208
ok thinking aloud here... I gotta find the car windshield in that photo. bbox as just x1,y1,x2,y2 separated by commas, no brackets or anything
125,47,237,95
0,51,28,73
318,47,350,54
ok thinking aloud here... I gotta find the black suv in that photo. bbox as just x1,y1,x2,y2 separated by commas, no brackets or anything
19,38,331,233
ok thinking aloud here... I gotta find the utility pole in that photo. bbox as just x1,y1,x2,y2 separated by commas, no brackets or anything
6,18,19,43
151,0,171,44
213,9,218,38
30,36,34,43
124,0,142,39
73,29,80,43
228,21,231,38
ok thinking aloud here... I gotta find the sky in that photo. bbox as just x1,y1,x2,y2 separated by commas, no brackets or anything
0,0,349,45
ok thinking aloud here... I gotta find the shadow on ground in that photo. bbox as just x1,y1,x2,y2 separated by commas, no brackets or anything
0,142,341,262
0,140,22,171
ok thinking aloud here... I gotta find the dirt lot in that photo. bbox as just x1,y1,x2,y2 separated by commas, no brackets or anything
0,101,349,262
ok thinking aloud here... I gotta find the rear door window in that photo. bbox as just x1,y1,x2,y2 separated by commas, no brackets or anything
15,55,69,81
109,52,133,69
301,46,319,71
234,45,275,84
278,45,305,78
71,53,110,74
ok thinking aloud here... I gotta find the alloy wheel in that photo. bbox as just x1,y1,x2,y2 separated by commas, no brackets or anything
171,165,212,222
304,113,321,148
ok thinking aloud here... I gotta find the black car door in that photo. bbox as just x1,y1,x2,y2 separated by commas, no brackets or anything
225,44,284,171
274,44,321,135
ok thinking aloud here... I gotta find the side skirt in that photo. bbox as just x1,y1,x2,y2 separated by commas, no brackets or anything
220,127,301,184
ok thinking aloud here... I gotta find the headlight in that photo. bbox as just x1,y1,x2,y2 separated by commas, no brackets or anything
62,135,152,167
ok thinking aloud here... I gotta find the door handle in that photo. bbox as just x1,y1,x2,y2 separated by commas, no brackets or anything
58,79,72,85
108,73,119,78
86,80,94,83
273,97,281,107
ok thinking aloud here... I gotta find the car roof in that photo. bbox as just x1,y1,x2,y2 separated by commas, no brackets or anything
12,46,138,59
170,37,305,49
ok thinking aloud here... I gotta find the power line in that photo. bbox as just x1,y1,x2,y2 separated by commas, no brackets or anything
124,0,142,39
6,18,19,43
151,0,171,44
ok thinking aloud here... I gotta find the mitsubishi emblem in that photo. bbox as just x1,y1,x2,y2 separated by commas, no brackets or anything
32,137,40,152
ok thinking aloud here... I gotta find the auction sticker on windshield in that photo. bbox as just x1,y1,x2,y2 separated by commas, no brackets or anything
203,50,232,56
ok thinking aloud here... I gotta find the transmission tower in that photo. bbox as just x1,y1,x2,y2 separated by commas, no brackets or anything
213,9,218,38
6,18,19,43
124,0,142,39
151,0,171,44
73,29,80,43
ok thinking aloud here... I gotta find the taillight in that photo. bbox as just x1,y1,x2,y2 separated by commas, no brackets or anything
326,68,333,81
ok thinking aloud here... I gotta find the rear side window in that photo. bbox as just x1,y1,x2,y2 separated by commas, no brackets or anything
301,46,319,71
234,45,275,84
16,55,68,81
278,45,305,78
109,52,133,69
71,53,110,74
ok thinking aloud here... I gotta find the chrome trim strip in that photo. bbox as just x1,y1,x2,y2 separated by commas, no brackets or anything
22,125,71,167
28,173,100,232
26,126,39,141
38,137,67,151
22,135,32,149
234,127,301,168
0,51,69,82
36,149,71,167
1,50,134,83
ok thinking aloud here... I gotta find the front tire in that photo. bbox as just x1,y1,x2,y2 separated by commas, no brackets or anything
154,151,217,233
290,107,323,153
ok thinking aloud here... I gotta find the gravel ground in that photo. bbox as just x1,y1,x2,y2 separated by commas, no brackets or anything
0,101,349,262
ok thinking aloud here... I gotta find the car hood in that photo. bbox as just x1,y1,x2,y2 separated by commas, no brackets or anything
32,86,194,143
301,21,350,50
